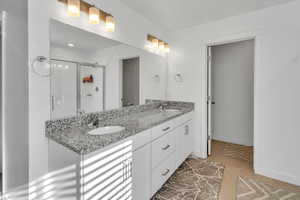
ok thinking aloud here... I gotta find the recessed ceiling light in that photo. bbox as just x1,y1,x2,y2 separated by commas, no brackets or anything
67,43,75,47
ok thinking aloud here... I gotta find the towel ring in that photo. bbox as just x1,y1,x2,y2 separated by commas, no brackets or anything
153,74,160,82
31,56,51,77
175,73,183,82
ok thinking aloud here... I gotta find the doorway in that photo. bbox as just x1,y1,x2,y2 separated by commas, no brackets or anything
121,57,140,107
207,39,254,165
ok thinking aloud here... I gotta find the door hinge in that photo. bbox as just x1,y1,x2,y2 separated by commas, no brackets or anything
207,96,213,102
208,135,212,141
207,55,212,62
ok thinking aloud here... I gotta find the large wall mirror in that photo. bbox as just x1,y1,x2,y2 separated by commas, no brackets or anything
50,20,167,120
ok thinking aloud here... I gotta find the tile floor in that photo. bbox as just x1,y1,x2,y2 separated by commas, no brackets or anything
209,140,300,200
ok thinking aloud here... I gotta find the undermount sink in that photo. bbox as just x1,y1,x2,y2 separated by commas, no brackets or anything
165,109,181,112
88,126,125,136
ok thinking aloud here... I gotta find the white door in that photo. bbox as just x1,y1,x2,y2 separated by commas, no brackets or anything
132,144,151,200
207,46,214,156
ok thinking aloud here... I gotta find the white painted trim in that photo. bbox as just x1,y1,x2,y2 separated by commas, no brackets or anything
201,32,260,166
255,167,300,187
1,11,7,192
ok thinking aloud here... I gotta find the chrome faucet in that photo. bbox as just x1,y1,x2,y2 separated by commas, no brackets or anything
88,118,100,128
77,109,86,116
159,103,168,112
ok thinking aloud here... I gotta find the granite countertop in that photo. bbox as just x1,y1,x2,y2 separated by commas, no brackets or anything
46,101,194,155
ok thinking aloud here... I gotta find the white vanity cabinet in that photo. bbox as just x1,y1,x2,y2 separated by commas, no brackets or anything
150,111,194,196
132,143,151,200
47,111,194,200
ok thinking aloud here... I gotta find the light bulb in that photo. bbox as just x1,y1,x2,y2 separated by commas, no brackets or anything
67,0,80,17
105,15,115,32
164,43,170,53
152,38,159,48
89,7,100,24
159,41,165,50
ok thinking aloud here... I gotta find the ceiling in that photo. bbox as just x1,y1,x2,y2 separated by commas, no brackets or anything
50,20,121,53
120,0,295,31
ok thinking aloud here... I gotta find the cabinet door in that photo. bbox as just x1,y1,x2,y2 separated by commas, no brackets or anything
175,127,183,168
176,121,193,167
132,144,151,200
182,121,193,159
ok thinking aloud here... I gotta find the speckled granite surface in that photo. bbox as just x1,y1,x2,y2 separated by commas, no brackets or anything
46,100,194,155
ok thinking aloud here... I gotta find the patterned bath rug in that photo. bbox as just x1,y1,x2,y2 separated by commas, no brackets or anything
223,142,253,163
236,176,300,200
152,157,225,200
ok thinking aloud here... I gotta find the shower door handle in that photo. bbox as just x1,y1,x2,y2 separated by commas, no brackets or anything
51,96,55,111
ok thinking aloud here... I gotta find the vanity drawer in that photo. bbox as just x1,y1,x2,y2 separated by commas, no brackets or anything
151,131,176,169
151,153,176,196
174,111,193,127
132,129,152,151
151,120,175,140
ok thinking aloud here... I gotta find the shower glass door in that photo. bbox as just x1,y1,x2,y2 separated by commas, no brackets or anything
50,60,77,119
79,64,105,113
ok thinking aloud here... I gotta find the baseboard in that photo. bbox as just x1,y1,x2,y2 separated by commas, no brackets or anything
212,136,253,146
192,151,207,159
255,167,300,187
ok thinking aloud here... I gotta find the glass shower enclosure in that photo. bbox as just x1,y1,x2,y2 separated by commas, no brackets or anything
50,59,105,119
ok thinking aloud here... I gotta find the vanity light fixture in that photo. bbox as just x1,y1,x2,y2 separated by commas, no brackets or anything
105,15,115,32
58,0,115,32
89,6,100,24
147,34,170,53
67,0,80,17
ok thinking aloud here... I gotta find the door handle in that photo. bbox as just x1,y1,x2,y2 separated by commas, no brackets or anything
162,127,170,132
184,125,189,135
207,101,216,105
161,169,170,176
162,144,170,150
51,96,55,111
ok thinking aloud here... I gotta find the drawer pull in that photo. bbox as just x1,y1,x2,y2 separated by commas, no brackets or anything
161,169,170,176
184,125,189,135
162,144,170,150
162,127,171,132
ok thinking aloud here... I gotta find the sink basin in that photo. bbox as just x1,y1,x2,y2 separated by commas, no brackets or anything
88,126,125,136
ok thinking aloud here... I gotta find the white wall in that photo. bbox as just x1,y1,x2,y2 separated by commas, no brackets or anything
80,66,104,113
1,1,29,191
168,0,300,186
51,45,92,63
91,44,167,110
28,0,168,181
211,40,254,146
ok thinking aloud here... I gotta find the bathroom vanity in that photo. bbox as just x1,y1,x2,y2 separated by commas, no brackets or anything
46,100,194,199
44,19,193,200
